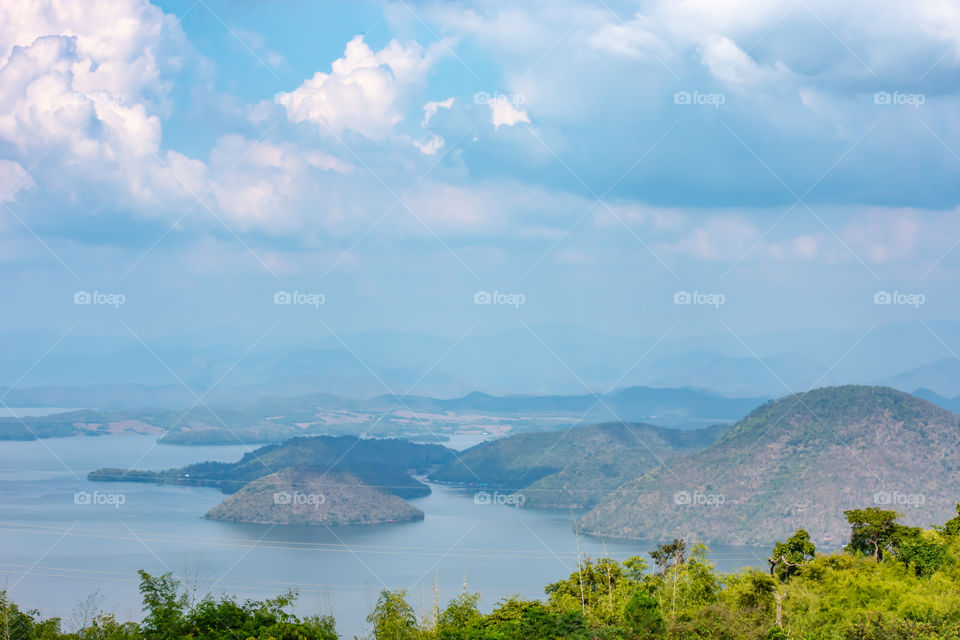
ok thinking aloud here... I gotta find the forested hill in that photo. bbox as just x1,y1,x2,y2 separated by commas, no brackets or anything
579,385,960,545
429,422,728,508
88,435,453,525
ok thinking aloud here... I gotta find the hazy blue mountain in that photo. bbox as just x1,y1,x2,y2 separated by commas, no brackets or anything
878,357,960,398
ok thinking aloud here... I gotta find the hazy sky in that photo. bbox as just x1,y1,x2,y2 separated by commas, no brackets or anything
2,0,960,353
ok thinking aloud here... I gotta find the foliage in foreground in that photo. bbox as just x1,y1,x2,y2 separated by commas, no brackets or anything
6,506,960,640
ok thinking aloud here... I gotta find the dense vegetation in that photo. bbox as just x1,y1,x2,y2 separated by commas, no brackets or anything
89,436,454,498
8,506,960,640
88,436,453,525
429,422,727,508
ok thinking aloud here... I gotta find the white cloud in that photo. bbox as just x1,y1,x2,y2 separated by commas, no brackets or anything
274,35,447,140
414,134,445,155
698,33,788,88
0,159,34,203
422,97,455,126
0,0,204,212
489,96,530,130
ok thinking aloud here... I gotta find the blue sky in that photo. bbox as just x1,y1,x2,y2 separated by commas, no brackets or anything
2,0,960,366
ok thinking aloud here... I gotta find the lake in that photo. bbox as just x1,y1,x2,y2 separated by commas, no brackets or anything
0,434,765,638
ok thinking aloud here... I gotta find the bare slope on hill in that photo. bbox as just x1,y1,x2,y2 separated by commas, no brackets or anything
206,468,424,525
578,386,960,545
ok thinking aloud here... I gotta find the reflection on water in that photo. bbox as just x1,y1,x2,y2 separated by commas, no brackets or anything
0,435,764,639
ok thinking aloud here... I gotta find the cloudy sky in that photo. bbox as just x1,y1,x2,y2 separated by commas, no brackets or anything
2,0,960,367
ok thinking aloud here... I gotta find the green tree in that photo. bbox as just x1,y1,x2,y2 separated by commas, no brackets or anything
622,593,664,640
844,508,901,561
436,590,481,640
367,589,417,640
137,572,189,640
649,539,686,616
767,529,816,580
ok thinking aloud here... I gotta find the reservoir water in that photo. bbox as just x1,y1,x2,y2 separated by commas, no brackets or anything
0,434,764,638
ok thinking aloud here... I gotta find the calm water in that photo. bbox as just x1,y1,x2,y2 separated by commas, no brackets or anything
0,435,763,638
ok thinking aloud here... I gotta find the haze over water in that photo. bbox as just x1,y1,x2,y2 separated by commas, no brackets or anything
0,434,761,638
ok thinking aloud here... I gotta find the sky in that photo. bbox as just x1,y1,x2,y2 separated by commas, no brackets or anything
2,0,960,382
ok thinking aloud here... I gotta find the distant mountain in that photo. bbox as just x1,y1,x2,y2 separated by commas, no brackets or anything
878,357,960,398
913,388,960,413
578,386,960,546
641,351,834,396
205,469,424,526
0,386,767,442
429,422,728,508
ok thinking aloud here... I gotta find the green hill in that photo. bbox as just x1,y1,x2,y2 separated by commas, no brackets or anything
578,385,960,545
429,422,727,508
90,435,452,526
90,434,453,498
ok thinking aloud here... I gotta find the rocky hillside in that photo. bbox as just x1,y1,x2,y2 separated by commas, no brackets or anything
578,386,960,545
205,468,424,525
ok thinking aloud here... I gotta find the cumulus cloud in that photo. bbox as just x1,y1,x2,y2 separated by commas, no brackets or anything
274,35,448,140
422,97,455,126
489,96,530,130
0,0,205,213
414,134,445,155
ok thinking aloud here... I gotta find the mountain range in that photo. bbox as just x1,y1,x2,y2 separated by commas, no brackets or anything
0,386,766,442
5,322,960,403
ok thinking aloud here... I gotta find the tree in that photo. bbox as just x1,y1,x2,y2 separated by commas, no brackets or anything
844,508,901,561
437,590,481,639
892,527,948,577
623,593,665,640
367,589,417,640
137,571,189,640
768,529,816,580
936,502,960,537
649,539,686,615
